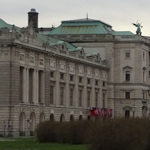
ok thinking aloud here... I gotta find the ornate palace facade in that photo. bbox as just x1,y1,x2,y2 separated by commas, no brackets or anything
0,9,150,136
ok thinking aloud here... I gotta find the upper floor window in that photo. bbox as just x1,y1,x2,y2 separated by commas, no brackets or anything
87,78,90,84
95,80,98,86
60,73,64,80
125,92,130,99
50,71,54,78
103,81,106,87
70,75,74,81
79,76,82,83
125,71,130,81
125,51,130,58
143,51,145,61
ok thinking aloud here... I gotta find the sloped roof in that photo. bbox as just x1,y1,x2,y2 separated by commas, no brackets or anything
49,18,134,36
0,18,20,31
50,18,112,35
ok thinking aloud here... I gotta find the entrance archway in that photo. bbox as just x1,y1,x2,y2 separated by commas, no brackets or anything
30,112,36,136
60,114,65,122
50,114,55,121
19,112,26,136
70,115,74,122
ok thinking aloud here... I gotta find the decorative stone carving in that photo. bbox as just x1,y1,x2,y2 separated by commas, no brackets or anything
39,58,44,66
87,68,92,77
29,56,35,64
69,65,75,73
95,70,99,78
50,61,56,70
78,65,83,75
19,53,25,62
59,62,66,71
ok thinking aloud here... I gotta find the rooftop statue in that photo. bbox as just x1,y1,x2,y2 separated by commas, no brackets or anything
132,21,143,35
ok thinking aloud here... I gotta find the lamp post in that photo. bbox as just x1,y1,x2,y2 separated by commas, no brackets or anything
132,105,136,118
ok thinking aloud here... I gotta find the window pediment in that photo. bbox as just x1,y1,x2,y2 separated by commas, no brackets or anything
123,66,133,70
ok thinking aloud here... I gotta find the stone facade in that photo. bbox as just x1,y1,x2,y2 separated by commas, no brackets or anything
51,34,150,119
0,24,108,136
1,9,150,137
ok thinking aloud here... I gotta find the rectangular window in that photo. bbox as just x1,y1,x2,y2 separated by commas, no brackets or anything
20,67,23,102
50,86,54,104
87,90,90,107
143,51,145,61
29,69,34,103
95,92,98,107
126,52,130,58
103,93,105,108
125,71,130,81
103,81,105,87
95,80,98,86
87,78,90,84
79,76,82,83
125,92,130,99
60,87,64,105
60,73,64,80
50,71,54,78
70,75,73,81
79,90,82,106
70,88,73,106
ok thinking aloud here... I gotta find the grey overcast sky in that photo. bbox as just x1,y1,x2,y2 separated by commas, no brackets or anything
0,0,150,35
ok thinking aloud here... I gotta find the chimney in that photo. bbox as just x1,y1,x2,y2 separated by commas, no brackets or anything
28,8,38,32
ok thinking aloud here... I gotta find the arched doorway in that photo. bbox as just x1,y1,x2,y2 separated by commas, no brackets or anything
79,115,83,121
50,114,55,121
19,112,26,136
70,115,74,122
87,115,91,120
60,114,65,122
40,113,45,122
30,112,36,136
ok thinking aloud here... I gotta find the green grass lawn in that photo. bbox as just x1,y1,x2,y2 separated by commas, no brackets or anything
0,137,87,150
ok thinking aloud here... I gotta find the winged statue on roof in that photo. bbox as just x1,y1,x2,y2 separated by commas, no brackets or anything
132,21,143,35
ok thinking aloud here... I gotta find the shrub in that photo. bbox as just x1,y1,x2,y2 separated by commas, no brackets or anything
88,118,150,150
36,121,59,142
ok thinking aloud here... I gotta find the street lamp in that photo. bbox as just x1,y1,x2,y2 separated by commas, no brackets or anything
132,105,137,118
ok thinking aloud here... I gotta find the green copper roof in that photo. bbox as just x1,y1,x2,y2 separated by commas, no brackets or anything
37,33,76,49
86,52,99,57
113,31,134,35
0,18,20,31
49,18,113,35
49,18,134,36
